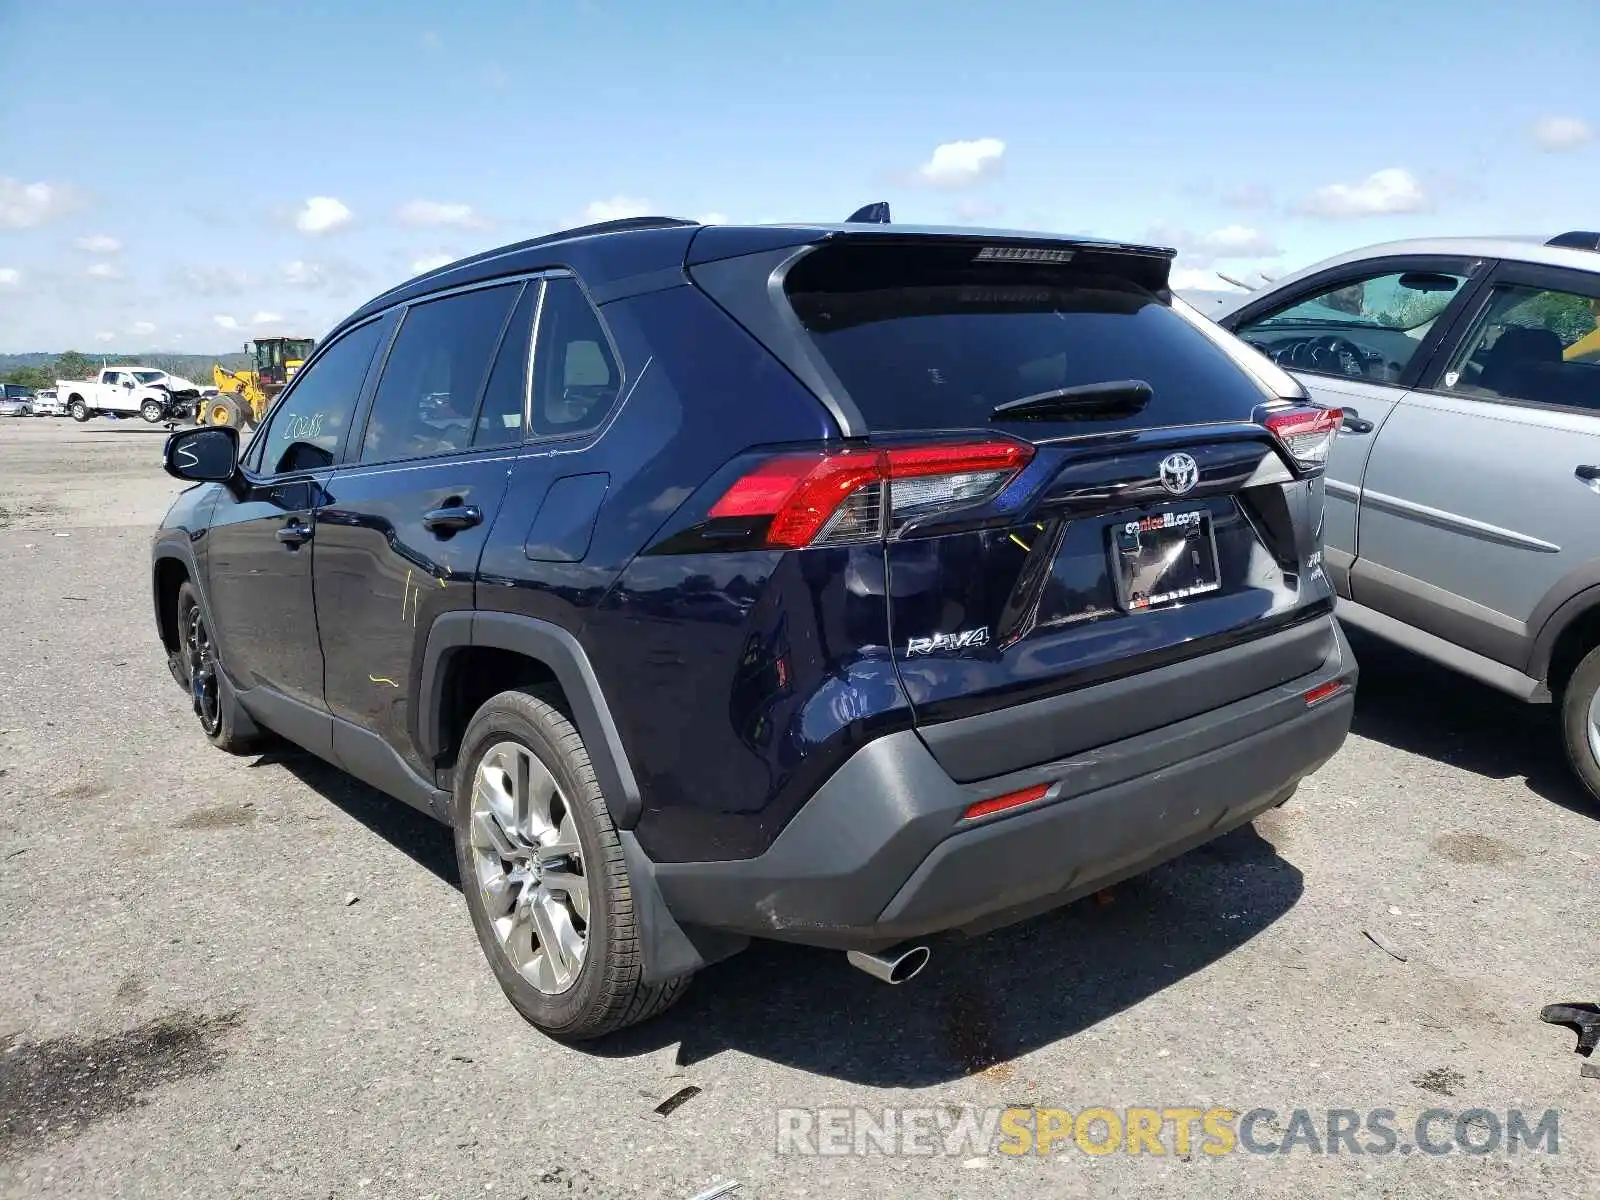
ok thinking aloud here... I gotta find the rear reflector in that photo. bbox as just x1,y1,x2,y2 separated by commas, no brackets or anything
1303,679,1348,707
709,439,1033,549
1261,405,1342,470
962,782,1051,821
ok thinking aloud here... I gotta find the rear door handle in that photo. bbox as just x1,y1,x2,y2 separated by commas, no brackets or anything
276,519,313,546
422,503,483,533
1341,407,1375,435
1576,465,1600,490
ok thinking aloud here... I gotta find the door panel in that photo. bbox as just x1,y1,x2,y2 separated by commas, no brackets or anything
203,315,390,712
315,453,515,773
312,281,526,776
1286,374,1407,575
205,474,329,708
1356,393,1600,663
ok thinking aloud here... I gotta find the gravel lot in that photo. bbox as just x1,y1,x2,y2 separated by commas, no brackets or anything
1,417,1596,1199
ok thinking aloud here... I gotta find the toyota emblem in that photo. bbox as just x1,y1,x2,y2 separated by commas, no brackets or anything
1159,452,1199,496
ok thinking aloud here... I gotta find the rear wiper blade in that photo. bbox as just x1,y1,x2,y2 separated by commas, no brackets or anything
991,379,1153,420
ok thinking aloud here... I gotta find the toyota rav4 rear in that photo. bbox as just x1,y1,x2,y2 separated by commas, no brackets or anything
616,226,1356,977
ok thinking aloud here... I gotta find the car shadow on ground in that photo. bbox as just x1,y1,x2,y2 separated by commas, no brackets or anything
1344,628,1598,820
260,738,1305,1085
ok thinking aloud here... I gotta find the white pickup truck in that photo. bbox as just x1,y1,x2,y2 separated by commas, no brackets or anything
57,367,206,423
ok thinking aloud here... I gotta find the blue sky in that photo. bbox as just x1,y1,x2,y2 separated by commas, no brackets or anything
1,0,1597,353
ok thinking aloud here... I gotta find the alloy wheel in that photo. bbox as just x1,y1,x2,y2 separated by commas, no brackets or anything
183,601,221,736
469,740,591,994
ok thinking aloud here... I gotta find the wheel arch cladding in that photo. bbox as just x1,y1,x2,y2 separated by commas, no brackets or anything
153,553,191,652
418,611,645,828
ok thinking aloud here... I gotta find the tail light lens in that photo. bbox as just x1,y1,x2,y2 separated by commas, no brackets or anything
1260,405,1342,470
709,439,1034,549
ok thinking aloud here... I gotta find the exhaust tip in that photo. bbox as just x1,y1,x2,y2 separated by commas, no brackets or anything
846,944,932,985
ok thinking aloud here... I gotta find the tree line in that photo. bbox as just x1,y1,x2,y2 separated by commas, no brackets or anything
0,350,250,390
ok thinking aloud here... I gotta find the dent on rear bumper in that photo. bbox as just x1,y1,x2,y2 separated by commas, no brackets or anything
653,617,1356,950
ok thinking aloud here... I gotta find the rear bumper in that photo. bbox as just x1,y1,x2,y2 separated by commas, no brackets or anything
653,615,1355,951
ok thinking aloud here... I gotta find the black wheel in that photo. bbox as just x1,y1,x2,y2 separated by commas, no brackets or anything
140,398,166,423
175,581,259,754
1559,644,1600,808
452,687,692,1040
69,398,89,422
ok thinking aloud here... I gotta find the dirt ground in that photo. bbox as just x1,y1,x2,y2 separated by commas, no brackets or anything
1,416,1597,1199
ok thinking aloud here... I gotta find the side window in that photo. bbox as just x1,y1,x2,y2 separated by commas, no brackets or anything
1235,268,1468,383
360,283,520,463
530,277,622,438
1439,284,1600,411
256,319,385,475
473,284,537,447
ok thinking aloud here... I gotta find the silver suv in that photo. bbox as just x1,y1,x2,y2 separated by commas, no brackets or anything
1213,232,1600,804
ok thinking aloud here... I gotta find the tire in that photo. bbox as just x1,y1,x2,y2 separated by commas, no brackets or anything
140,398,166,423
453,687,692,1040
69,398,89,422
1560,644,1600,807
174,581,259,754
205,395,244,428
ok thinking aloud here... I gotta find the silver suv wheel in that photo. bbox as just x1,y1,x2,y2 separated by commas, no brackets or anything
468,740,591,995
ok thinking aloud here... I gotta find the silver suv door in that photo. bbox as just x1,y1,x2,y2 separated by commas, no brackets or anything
1223,256,1482,593
1355,261,1600,672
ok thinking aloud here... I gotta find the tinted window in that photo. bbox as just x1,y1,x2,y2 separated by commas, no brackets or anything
361,284,520,463
1236,268,1468,383
257,319,384,475
1440,283,1600,410
474,283,537,447
784,241,1270,431
530,277,621,437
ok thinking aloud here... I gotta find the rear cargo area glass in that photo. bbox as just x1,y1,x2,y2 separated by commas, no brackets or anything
783,240,1268,431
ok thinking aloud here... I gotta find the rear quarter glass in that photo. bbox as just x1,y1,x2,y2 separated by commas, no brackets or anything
781,240,1278,433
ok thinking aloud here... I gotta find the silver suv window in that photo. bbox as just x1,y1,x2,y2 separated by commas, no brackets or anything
1237,268,1468,383
1440,284,1600,411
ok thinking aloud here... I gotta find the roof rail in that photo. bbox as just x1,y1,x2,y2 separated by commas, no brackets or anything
370,216,699,306
1546,231,1600,251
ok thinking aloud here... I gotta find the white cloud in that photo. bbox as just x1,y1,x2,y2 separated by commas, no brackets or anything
913,138,1005,188
252,311,285,325
1296,168,1429,218
74,234,122,254
129,321,156,336
85,262,121,280
583,196,652,222
94,330,116,343
0,267,19,287
282,259,325,287
0,178,79,229
411,252,455,274
213,314,239,330
294,196,353,234
1531,116,1594,152
698,212,729,225
397,200,484,228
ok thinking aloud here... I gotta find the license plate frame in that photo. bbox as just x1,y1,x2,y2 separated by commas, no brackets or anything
1108,508,1222,613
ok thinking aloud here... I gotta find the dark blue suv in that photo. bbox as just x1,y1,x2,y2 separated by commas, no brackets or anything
153,215,1356,1039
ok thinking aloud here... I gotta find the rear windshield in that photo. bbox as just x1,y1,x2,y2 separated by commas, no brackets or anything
784,241,1272,431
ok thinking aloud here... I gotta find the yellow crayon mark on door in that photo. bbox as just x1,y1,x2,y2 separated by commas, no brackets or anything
369,675,399,688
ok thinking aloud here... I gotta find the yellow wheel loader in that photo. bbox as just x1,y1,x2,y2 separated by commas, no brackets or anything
205,336,315,428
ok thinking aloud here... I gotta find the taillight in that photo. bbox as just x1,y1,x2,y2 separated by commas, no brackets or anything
1260,405,1342,471
708,439,1034,549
